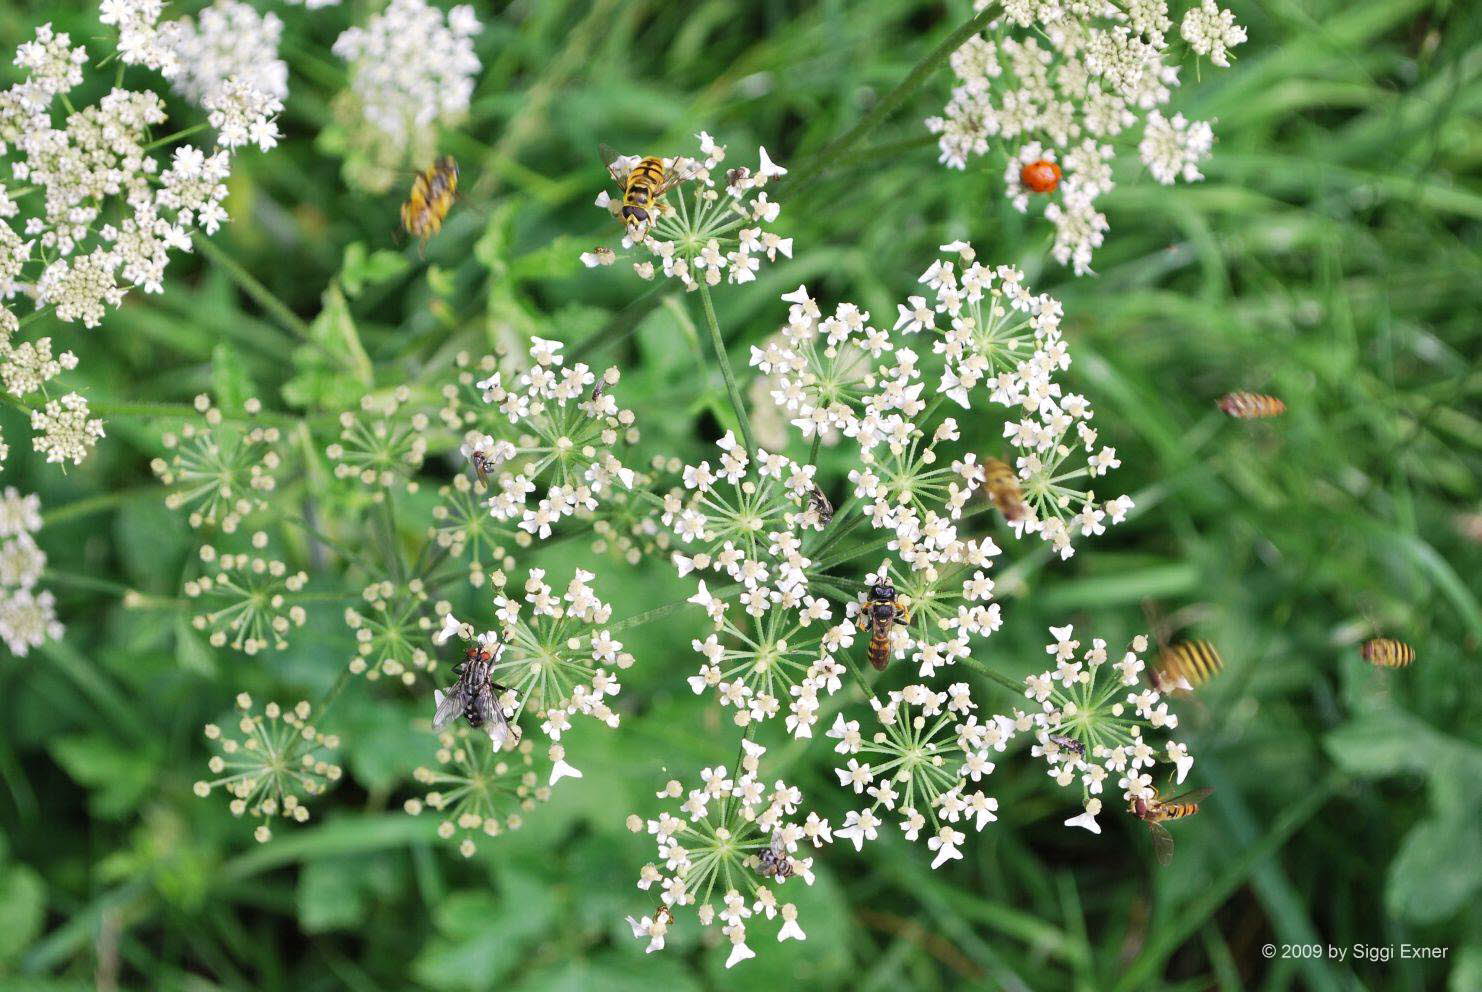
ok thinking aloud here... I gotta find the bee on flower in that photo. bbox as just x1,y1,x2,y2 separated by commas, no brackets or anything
194,695,342,843
626,741,822,968
590,134,791,291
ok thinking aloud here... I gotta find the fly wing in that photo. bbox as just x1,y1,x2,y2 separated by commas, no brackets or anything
476,688,521,751
1146,820,1175,866
650,159,701,199
599,144,628,184
1165,787,1213,806
432,684,468,732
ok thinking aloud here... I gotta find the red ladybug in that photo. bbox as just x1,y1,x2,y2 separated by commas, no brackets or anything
1019,159,1062,194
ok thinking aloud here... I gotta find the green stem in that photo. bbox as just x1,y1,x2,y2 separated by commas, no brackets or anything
607,582,741,634
194,235,314,344
781,4,998,199
697,282,756,454
960,657,1026,695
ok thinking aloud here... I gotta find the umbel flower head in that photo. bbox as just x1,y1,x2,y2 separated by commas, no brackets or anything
687,584,853,736
345,579,436,684
185,534,308,654
765,242,1132,559
433,567,628,782
451,339,638,541
829,683,1003,867
405,727,549,858
1012,625,1196,835
627,742,823,967
0,487,62,656
325,389,429,497
194,695,342,843
925,0,1244,272
152,395,282,531
585,133,791,291
662,432,822,616
0,15,280,333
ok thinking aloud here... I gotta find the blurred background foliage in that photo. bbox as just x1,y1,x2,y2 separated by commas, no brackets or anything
1,0,1480,989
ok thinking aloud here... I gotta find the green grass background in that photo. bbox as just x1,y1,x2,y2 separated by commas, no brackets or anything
1,0,1480,989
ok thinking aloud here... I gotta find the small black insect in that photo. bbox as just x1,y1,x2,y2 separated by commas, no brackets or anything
1048,733,1086,757
433,640,520,750
757,832,794,881
808,486,834,525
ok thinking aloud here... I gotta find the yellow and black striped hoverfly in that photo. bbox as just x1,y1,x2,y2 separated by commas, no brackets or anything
600,145,699,238
1130,787,1212,866
401,156,459,252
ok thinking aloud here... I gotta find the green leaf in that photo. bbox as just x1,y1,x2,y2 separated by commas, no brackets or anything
340,241,410,297
411,873,559,990
49,735,158,820
301,853,402,935
210,342,256,412
282,285,374,409
1384,815,1482,925
0,861,45,966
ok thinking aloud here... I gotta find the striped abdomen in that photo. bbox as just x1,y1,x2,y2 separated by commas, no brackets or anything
1153,799,1200,820
867,631,891,671
1218,392,1285,418
1361,638,1414,668
981,457,1029,522
1156,640,1224,691
624,157,666,204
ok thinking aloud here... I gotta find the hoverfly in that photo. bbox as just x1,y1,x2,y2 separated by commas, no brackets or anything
807,486,834,526
756,831,794,881
1153,639,1225,694
1360,637,1415,668
857,581,910,671
601,145,699,238
980,456,1030,523
1130,787,1212,866
432,639,520,750
1217,392,1285,419
1020,159,1062,194
401,156,459,252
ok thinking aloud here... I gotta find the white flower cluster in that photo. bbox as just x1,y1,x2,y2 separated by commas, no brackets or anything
687,580,854,736
627,743,824,967
152,396,282,532
0,16,280,472
828,683,1003,866
169,0,289,109
1013,626,1195,834
662,432,824,614
926,0,1244,272
587,134,791,291
433,567,631,784
194,695,342,844
333,0,481,147
0,487,62,656
464,338,637,540
756,242,1133,559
